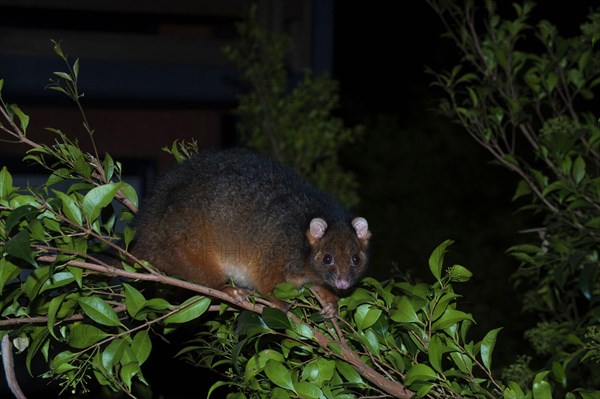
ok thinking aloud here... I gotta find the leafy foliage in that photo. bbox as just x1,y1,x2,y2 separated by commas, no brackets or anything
223,6,363,209
427,0,600,394
0,41,509,399
176,241,510,399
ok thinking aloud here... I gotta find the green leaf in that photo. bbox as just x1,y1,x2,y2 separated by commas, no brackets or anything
359,329,381,356
291,322,314,340
47,293,68,340
353,303,382,330
67,266,82,288
262,307,291,330
9,104,29,133
416,383,434,398
164,296,211,325
145,298,171,310
255,349,285,369
301,359,335,387
572,155,586,184
123,283,146,318
53,190,83,225
506,244,541,254
124,225,136,248
71,57,80,78
429,240,454,281
102,152,114,181
512,179,531,201
40,271,75,293
49,350,77,374
264,360,294,391
460,319,473,343
467,86,478,106
532,371,552,399
542,181,566,197
25,327,50,375
431,292,461,321
405,363,437,386
0,166,14,200
68,323,109,349
390,296,420,323
578,50,591,70
450,351,473,374
120,182,139,208
432,309,474,331
428,335,444,373
447,264,472,282
293,381,322,399
495,48,508,71
130,330,152,365
0,258,21,295
579,264,597,300
102,338,127,374
268,388,289,399
586,217,600,229
77,296,122,327
567,68,584,89
82,182,123,223
273,282,301,300
208,381,230,399
546,72,558,92
502,154,519,167
577,392,600,399
335,360,363,385
53,70,73,81
120,361,144,391
4,229,38,267
340,287,374,310
23,267,51,300
11,334,28,353
551,361,566,388
505,381,525,398
46,85,68,95
480,327,502,370
5,205,39,235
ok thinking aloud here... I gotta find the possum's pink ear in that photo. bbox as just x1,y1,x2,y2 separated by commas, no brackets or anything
307,218,328,246
352,217,371,241
309,218,328,239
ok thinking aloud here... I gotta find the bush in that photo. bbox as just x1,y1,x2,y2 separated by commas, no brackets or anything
427,0,600,393
0,42,498,399
223,6,363,209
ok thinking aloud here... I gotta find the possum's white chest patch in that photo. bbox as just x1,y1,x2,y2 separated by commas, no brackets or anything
222,263,254,289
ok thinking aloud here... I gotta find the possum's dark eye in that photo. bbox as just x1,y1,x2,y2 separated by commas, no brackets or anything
351,254,361,266
322,254,334,265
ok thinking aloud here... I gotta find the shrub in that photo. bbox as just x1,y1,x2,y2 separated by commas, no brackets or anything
0,43,502,399
223,6,363,209
427,0,600,393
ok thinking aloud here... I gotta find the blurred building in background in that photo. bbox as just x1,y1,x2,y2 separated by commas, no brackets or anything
0,0,333,193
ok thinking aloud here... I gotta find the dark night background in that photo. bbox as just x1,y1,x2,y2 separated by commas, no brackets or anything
0,1,597,397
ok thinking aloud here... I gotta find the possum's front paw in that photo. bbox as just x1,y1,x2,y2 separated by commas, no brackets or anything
222,286,249,304
320,302,338,319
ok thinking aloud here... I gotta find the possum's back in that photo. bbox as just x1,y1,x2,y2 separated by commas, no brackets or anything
136,149,345,230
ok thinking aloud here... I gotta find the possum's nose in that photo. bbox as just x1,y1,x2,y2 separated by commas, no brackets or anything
335,279,350,290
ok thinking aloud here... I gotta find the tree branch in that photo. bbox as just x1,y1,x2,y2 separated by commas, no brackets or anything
2,334,27,399
30,255,414,398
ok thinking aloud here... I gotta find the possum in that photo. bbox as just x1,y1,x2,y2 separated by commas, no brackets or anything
132,148,371,317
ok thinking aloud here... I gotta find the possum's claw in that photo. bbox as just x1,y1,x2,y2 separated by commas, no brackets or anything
222,286,249,304
320,302,338,319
